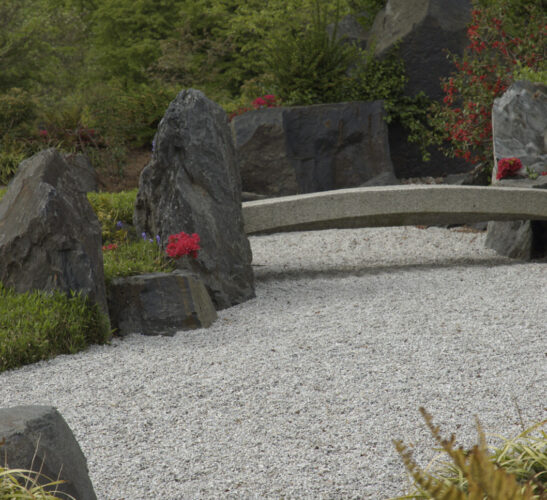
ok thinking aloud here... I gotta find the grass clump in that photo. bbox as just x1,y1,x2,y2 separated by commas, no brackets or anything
393,407,546,499
0,437,75,499
102,237,174,285
0,283,111,373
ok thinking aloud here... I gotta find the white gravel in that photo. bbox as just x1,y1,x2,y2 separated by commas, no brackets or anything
1,226,546,499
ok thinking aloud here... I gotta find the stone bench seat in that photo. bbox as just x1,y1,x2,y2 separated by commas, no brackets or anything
242,185,547,235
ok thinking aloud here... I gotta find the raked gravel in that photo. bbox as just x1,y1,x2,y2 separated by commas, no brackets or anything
1,226,546,499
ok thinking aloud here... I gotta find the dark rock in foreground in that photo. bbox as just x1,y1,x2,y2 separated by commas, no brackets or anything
108,271,217,336
134,89,255,309
0,148,108,313
0,405,97,500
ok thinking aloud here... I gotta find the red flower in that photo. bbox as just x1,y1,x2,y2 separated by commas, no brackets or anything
165,232,200,259
496,157,523,180
252,97,267,109
102,243,118,251
38,130,48,138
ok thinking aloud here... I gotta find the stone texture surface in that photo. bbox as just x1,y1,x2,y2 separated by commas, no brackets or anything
491,81,547,180
0,405,96,500
231,101,395,196
0,148,108,313
108,271,217,336
369,0,472,101
486,82,547,260
368,0,472,178
241,185,547,235
64,153,98,193
134,89,255,309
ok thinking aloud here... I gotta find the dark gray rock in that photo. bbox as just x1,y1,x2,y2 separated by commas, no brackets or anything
368,0,472,178
232,108,299,196
327,13,369,51
0,405,96,500
360,171,400,187
0,148,108,314
491,81,547,180
369,0,472,101
486,82,547,260
108,271,217,336
64,153,98,193
232,101,395,195
134,89,255,309
485,220,547,260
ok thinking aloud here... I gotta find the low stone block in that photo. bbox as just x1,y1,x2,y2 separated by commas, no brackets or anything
108,271,217,336
0,405,96,500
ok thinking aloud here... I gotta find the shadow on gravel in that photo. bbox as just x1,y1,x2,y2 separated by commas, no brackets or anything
252,257,534,282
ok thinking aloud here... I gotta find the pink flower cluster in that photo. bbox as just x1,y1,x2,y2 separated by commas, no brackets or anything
496,157,522,180
252,94,277,109
165,232,200,259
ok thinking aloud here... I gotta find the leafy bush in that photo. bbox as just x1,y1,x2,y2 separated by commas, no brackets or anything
425,0,546,170
393,408,546,499
0,283,111,373
87,189,137,242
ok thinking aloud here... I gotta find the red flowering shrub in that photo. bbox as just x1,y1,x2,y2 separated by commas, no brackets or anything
431,0,546,168
496,157,523,179
102,243,118,251
165,232,200,259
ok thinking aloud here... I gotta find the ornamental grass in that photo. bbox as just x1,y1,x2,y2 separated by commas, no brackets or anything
393,408,546,499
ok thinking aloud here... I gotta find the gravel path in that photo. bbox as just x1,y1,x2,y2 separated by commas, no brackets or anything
1,226,546,499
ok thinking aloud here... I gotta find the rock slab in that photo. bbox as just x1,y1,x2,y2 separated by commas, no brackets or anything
487,82,547,260
134,89,255,309
0,148,108,313
0,405,96,500
108,271,217,336
231,101,395,196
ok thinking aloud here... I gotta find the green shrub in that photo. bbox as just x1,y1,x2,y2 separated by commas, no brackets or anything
393,408,546,499
87,189,137,242
0,283,111,373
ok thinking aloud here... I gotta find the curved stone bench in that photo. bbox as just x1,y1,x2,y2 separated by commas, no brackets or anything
242,185,547,235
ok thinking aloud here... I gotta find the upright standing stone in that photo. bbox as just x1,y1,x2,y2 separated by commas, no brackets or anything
0,406,97,500
486,81,547,260
0,148,108,313
367,0,472,178
134,89,255,309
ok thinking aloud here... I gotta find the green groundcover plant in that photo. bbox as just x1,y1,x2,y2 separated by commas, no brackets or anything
0,284,111,373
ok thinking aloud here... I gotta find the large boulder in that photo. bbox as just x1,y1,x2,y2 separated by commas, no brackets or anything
134,89,255,309
231,101,396,196
108,271,217,336
0,148,108,313
369,0,472,101
0,405,96,500
486,82,547,260
368,0,472,178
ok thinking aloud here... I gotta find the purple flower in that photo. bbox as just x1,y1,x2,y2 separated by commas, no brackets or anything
141,232,147,240
116,221,123,229
156,235,161,245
